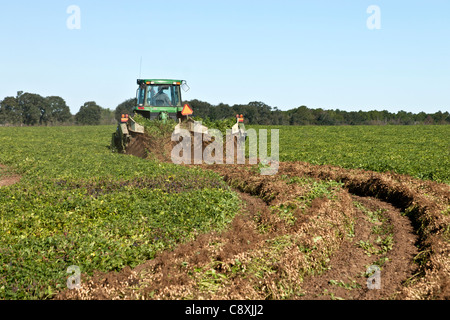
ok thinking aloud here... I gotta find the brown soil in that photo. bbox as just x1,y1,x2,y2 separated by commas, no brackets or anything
125,134,149,159
55,157,450,300
0,164,21,187
298,195,419,300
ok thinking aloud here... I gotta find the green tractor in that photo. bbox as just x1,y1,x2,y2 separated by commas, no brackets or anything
111,79,246,154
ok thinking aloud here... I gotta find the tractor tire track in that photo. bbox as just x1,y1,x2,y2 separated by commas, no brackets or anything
204,163,425,299
297,195,419,300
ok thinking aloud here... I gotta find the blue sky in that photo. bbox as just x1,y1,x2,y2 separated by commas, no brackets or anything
0,0,449,114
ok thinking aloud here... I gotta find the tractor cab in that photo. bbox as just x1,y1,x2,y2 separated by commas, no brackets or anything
135,79,191,121
111,78,246,154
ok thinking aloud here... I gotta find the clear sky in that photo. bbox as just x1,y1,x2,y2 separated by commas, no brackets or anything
0,0,449,114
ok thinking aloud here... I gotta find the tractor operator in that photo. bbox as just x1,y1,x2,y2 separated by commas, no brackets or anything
154,86,172,106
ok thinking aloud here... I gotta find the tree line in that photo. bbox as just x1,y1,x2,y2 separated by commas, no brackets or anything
184,100,450,125
1,91,449,126
0,91,117,126
114,98,450,125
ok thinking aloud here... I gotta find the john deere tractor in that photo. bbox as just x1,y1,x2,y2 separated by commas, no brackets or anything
111,79,246,154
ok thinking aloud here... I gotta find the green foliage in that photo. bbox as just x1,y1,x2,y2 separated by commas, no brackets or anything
192,116,237,135
45,96,72,124
99,108,116,125
75,102,102,125
251,125,450,184
133,113,177,138
0,125,240,299
17,92,43,126
280,175,343,204
133,113,237,138
0,96,22,125
185,99,450,126
0,92,72,126
2,90,449,127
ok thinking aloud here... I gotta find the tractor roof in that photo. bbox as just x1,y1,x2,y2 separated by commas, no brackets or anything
137,79,184,85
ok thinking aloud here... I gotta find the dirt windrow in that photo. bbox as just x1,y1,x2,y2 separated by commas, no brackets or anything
276,161,450,300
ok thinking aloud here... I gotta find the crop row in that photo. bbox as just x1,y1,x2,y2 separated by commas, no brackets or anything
248,125,450,184
0,125,240,299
